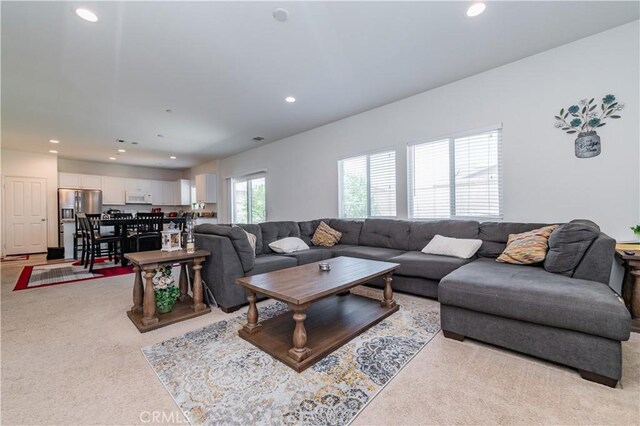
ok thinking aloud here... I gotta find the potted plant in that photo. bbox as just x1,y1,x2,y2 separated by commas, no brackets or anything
153,265,179,314
631,225,640,239
554,94,624,158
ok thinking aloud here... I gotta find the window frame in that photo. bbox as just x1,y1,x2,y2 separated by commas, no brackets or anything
407,125,503,221
338,149,397,219
230,172,267,224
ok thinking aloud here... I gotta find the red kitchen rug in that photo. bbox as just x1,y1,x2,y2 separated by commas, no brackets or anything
13,257,134,291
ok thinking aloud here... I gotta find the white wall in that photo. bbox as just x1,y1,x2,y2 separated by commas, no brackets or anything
1,149,59,252
216,22,640,241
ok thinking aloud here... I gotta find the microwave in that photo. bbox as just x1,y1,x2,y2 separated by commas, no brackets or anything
125,192,152,204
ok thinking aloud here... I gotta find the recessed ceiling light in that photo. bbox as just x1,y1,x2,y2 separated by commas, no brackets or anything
117,149,126,153
466,3,486,17
75,8,98,22
170,156,177,160
285,96,296,103
109,157,116,160
49,150,58,154
273,8,289,22
49,139,60,144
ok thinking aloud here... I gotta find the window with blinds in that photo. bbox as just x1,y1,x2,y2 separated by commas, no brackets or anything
408,128,502,219
339,150,396,218
231,173,266,224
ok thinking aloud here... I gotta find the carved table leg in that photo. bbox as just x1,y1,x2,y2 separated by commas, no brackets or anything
242,291,263,334
191,259,207,312
131,264,143,313
142,269,158,326
179,263,189,302
381,272,397,308
288,303,311,362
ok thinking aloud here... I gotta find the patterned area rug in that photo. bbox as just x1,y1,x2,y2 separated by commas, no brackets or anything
142,287,440,425
13,258,134,290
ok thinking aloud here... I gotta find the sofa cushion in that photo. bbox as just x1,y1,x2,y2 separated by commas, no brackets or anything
359,219,411,250
544,219,600,277
478,222,551,258
281,247,333,265
439,258,631,341
260,221,301,254
246,254,297,276
328,219,363,245
496,225,559,265
298,219,327,245
333,245,406,261
193,224,255,272
390,251,474,281
408,220,479,251
237,223,263,255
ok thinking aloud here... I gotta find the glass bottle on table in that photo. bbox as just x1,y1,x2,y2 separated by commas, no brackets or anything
185,217,195,254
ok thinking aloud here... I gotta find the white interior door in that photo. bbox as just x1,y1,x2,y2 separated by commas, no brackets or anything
4,177,48,255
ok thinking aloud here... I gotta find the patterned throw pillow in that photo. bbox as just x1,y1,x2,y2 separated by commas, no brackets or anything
496,225,559,265
311,221,342,247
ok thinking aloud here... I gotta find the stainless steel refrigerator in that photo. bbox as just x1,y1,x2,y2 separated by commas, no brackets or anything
58,189,103,246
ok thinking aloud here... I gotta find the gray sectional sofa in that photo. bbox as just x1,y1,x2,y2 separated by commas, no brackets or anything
193,218,631,387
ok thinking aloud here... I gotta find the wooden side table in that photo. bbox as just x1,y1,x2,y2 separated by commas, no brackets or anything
125,249,211,333
616,244,640,333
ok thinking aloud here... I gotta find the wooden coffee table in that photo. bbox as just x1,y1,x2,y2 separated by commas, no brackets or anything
236,256,400,372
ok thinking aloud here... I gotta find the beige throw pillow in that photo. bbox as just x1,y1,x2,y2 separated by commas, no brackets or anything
496,225,559,265
232,224,257,253
422,235,483,259
311,221,342,247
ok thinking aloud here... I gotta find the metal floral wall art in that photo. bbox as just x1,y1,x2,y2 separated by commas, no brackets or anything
554,94,624,158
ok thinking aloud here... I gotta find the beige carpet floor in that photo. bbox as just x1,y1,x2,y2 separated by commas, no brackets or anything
1,255,639,425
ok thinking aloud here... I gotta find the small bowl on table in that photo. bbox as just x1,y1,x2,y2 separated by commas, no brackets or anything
318,262,331,272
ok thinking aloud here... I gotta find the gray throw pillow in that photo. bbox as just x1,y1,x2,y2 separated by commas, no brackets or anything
543,219,600,276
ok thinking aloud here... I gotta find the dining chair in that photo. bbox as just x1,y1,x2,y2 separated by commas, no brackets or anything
132,212,164,252
77,213,124,272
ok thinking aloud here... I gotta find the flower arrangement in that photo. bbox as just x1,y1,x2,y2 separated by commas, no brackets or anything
554,94,624,134
153,265,179,313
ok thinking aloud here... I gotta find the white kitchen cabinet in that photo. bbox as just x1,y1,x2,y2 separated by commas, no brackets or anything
162,181,178,206
126,178,151,194
58,173,102,189
150,180,164,205
195,174,217,203
179,179,191,206
101,176,126,205
59,173,81,188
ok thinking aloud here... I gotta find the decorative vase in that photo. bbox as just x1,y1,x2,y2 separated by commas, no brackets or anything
157,301,174,314
575,131,601,158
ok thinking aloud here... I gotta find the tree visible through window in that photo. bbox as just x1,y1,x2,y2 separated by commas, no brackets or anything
232,175,266,224
339,151,396,218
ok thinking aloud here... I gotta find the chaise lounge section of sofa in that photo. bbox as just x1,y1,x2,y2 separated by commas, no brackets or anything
193,218,630,387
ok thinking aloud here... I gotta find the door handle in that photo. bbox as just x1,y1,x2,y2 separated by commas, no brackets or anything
41,218,46,222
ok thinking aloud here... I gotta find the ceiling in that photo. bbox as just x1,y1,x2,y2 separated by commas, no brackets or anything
2,2,638,169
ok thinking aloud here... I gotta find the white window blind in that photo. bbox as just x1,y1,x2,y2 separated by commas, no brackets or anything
339,150,396,218
409,128,502,219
